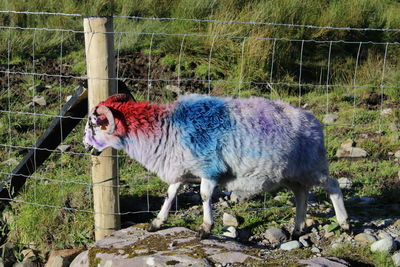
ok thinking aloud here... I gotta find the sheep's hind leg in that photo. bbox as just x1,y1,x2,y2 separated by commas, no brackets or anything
148,182,181,232
321,175,350,231
198,178,216,239
289,184,308,239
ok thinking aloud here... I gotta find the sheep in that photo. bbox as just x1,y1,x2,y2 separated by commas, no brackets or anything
83,93,350,238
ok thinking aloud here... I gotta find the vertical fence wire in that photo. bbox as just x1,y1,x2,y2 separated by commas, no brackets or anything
0,11,399,219
352,42,362,127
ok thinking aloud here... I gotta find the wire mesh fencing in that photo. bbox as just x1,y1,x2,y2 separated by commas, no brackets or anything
0,10,399,236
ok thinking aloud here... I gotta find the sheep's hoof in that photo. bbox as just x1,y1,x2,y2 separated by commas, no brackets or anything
196,223,212,239
147,224,158,232
340,220,351,232
291,230,305,240
196,229,210,239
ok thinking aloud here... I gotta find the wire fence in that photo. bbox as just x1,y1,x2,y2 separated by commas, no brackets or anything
0,10,399,224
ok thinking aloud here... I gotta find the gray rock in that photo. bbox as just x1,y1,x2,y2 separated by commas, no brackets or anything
165,85,181,95
340,139,355,149
371,238,396,253
395,150,400,159
336,140,367,158
392,252,400,266
323,114,338,124
221,226,237,239
223,213,239,227
279,240,301,250
354,233,377,244
210,252,261,265
311,247,321,253
338,177,353,189
381,108,392,116
14,260,37,267
299,235,311,247
57,145,71,153
71,226,262,267
299,257,349,267
378,231,393,240
45,248,84,267
389,123,398,132
263,228,288,246
306,218,315,227
32,96,47,106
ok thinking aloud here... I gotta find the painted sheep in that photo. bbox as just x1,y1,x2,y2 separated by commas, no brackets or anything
83,93,349,238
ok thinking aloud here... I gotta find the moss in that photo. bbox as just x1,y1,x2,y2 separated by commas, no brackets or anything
166,260,181,265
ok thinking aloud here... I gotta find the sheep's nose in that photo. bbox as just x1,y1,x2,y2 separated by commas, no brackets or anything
83,141,93,152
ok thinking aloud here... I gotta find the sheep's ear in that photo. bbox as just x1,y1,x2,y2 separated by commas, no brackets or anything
95,105,115,134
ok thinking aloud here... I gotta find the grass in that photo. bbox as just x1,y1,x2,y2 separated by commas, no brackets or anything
0,0,399,264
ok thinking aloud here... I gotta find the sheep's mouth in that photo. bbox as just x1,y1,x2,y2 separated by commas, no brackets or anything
83,142,102,156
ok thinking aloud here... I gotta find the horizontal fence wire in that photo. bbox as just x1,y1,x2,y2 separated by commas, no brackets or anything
1,10,400,32
1,25,400,45
0,9,399,218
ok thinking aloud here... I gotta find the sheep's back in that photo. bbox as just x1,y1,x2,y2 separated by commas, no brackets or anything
170,95,327,188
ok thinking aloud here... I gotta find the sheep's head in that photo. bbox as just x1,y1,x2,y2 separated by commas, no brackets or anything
83,104,124,154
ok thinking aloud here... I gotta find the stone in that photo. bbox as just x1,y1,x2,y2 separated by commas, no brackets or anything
71,226,262,266
395,150,400,159
14,260,37,267
57,145,71,153
165,85,181,95
371,238,396,253
22,249,36,261
65,95,72,102
222,226,237,239
389,123,398,132
378,231,393,240
299,235,311,247
223,213,239,227
299,257,349,267
311,247,321,253
338,177,353,189
323,114,338,124
347,147,368,158
45,248,84,267
279,240,301,251
210,252,261,265
340,139,355,149
263,228,288,246
32,96,47,106
380,108,392,116
336,140,367,158
306,218,315,227
392,253,400,266
273,195,285,202
354,233,377,244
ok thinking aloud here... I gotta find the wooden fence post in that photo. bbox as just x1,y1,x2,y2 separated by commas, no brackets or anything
83,17,120,241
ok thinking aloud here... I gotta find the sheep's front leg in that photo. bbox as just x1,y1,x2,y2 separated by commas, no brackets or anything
198,178,216,239
148,182,181,232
